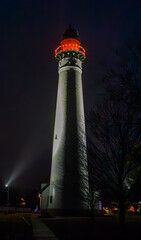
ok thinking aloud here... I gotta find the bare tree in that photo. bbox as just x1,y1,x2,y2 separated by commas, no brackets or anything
86,95,141,227
101,42,141,112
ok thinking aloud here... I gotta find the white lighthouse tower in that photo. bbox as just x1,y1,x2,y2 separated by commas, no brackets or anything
48,25,88,215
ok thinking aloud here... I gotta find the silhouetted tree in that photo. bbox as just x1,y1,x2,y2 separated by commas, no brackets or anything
126,142,141,203
87,95,141,227
102,42,141,112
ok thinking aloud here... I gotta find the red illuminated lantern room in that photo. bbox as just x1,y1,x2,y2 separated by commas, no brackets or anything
55,25,86,60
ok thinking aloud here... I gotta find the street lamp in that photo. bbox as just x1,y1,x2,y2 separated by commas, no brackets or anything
5,184,9,215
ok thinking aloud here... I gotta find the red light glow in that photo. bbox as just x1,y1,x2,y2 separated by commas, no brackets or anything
55,38,86,58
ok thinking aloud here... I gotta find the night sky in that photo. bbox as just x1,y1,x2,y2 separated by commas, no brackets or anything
1,0,141,189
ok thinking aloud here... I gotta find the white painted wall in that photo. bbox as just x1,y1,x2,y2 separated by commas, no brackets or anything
49,54,88,211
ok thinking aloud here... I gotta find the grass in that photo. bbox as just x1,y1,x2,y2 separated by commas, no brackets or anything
0,213,33,240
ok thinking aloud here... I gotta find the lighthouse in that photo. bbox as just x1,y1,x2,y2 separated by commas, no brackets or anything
48,25,88,215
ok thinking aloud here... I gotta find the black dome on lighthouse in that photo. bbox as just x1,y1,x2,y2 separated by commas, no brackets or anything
62,25,80,41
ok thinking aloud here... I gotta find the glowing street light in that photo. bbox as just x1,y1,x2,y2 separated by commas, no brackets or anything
5,184,9,215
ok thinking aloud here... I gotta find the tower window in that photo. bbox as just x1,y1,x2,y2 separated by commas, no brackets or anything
50,196,53,203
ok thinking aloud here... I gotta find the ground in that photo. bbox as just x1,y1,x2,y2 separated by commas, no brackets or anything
0,213,33,240
0,213,141,240
43,215,141,240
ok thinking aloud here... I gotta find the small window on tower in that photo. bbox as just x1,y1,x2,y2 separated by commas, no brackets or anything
55,134,57,139
50,196,53,203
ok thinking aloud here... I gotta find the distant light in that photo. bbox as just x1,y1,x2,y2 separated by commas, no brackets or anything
99,201,102,210
21,198,25,201
128,186,130,190
20,202,26,206
5,184,8,188
129,206,135,212
34,207,40,213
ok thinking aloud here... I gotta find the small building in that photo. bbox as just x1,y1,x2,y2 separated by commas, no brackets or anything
39,176,50,215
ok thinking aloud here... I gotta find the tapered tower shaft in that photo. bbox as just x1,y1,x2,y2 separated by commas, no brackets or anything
48,26,88,214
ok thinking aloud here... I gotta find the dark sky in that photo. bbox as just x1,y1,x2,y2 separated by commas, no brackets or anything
0,0,141,190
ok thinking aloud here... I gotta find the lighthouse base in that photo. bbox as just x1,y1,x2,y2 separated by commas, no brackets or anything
43,208,90,217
